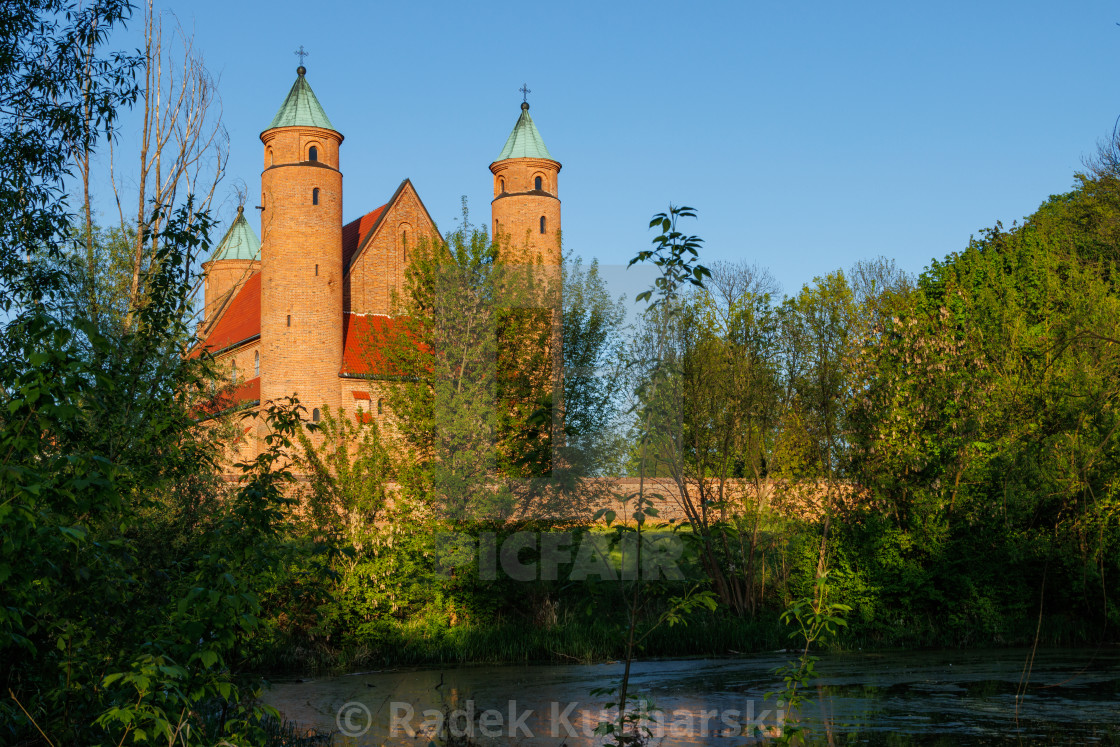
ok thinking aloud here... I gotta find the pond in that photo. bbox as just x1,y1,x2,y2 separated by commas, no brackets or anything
262,647,1120,745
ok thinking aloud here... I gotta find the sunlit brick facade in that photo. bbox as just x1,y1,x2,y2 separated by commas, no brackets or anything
194,68,562,458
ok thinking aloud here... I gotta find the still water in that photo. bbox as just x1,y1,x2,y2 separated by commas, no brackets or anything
263,648,1120,745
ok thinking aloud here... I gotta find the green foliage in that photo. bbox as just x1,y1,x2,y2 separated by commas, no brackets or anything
295,404,390,544
380,225,515,520
629,205,711,307
0,5,341,743
767,572,850,744
561,254,628,475
845,171,1120,639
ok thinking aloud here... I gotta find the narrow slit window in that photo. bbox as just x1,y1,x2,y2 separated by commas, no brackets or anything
312,408,321,423
254,351,260,376
498,177,505,192
539,215,546,234
231,360,237,382
312,188,319,205
377,399,383,415
535,176,542,190
315,263,319,276
308,145,318,162
287,314,291,327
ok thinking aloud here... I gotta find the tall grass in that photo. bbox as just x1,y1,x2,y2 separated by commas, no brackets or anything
252,609,786,674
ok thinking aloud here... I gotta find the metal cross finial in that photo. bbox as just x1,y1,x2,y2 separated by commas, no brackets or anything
520,83,531,103
294,45,310,66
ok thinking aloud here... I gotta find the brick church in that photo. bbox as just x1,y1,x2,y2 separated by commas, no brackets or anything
195,65,562,448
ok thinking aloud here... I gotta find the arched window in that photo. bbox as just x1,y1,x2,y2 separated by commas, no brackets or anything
254,350,259,376
498,177,505,193
377,398,383,415
231,360,237,382
312,408,321,423
308,145,318,162
535,175,542,191
539,215,546,234
267,148,274,166
312,188,320,205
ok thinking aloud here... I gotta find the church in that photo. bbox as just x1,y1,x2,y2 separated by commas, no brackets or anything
194,65,562,447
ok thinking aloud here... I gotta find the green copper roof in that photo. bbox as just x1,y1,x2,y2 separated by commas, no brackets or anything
495,103,553,161
210,207,260,262
266,67,335,131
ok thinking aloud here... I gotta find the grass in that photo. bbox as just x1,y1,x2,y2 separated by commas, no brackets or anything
252,609,788,674
261,715,332,746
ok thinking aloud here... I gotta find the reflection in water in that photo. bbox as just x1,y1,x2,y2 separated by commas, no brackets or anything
262,648,1120,745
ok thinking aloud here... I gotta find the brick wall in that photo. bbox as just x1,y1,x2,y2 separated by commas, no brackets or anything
490,157,561,267
346,182,439,316
259,124,344,416
202,258,259,322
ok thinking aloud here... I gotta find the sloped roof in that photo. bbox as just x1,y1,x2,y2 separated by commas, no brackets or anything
230,376,260,406
198,273,261,353
495,103,552,161
209,207,260,262
193,376,260,420
342,313,413,377
266,67,335,131
342,203,388,270
343,179,441,272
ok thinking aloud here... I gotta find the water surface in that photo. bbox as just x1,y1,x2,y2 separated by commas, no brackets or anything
263,647,1120,745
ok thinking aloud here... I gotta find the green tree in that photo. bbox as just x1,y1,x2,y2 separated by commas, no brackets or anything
0,4,338,743
379,225,512,521
561,253,628,475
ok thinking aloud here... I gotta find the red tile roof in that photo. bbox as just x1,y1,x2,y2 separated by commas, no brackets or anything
234,375,261,404
194,376,260,419
199,273,262,353
342,313,417,376
342,204,388,269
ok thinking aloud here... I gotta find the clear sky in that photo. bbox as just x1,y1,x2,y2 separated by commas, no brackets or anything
105,0,1120,298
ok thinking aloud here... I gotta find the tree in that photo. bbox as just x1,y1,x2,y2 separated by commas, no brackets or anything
116,0,227,330
627,258,787,615
378,226,512,521
0,5,328,743
561,253,628,475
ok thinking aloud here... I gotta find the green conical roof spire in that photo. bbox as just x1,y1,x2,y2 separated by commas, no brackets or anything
209,206,261,262
495,102,553,161
266,66,335,131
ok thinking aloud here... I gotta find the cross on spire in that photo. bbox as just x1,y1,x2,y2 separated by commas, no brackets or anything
519,83,531,103
294,45,309,66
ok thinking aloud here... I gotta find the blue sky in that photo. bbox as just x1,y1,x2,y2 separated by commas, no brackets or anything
107,0,1120,298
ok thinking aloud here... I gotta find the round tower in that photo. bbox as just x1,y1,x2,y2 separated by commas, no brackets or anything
490,100,561,266
201,205,260,325
490,95,565,463
259,65,344,417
